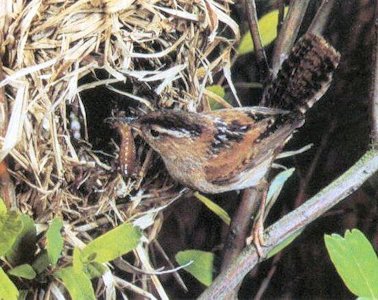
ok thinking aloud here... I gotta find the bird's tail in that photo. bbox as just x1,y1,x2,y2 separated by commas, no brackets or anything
262,33,340,115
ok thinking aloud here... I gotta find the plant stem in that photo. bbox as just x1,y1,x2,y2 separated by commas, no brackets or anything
199,149,378,299
271,0,310,75
308,0,336,35
244,0,269,81
221,187,261,271
370,1,378,147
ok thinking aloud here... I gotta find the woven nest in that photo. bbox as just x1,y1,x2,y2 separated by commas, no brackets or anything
0,0,238,296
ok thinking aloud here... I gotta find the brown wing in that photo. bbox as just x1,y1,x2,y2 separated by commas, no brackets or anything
203,108,302,185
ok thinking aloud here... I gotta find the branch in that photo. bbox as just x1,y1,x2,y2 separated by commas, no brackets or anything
244,0,269,81
307,0,337,35
277,0,286,34
370,2,378,146
295,119,336,206
199,149,378,299
254,252,282,300
221,188,261,271
0,27,16,209
271,0,310,75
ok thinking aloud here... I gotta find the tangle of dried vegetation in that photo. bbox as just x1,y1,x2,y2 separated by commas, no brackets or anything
0,0,238,297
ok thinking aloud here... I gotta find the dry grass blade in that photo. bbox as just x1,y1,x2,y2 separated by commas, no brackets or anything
0,0,238,298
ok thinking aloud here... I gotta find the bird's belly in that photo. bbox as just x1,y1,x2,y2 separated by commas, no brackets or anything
163,156,272,194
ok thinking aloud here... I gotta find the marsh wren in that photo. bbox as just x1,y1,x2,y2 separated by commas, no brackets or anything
123,33,340,194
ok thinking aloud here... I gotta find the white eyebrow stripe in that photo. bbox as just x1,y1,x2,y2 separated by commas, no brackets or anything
150,125,192,138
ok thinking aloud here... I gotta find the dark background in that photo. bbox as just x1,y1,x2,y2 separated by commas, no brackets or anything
156,1,377,299
81,0,377,298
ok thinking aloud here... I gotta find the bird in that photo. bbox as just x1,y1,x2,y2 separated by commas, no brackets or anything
122,33,340,195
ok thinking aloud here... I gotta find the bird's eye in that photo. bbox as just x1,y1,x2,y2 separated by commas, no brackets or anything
150,129,160,138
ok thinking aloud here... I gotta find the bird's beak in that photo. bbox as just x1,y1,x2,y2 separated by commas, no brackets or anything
119,116,138,125
105,116,141,131
123,117,142,131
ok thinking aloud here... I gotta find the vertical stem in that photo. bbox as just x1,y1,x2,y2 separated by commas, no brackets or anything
277,0,286,33
271,0,311,75
221,188,261,271
244,0,270,81
0,1,16,209
308,0,337,35
199,150,378,299
370,1,378,147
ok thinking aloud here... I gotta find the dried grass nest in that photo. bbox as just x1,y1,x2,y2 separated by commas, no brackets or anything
0,0,238,296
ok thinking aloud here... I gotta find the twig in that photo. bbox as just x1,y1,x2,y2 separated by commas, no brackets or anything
271,0,311,75
199,149,378,299
244,0,269,81
254,252,282,300
221,187,261,271
113,276,157,300
295,119,336,207
220,0,274,274
277,0,286,33
0,46,16,208
153,240,188,292
307,0,337,35
370,2,378,147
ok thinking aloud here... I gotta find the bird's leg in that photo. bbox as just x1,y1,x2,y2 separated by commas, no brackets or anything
253,187,268,257
246,180,269,257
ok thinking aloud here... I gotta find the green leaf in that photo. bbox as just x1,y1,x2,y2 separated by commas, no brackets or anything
81,223,141,263
175,250,214,286
32,250,50,274
324,229,378,298
72,247,84,273
6,214,37,266
194,192,231,225
0,267,18,300
206,85,229,110
73,247,107,279
8,264,36,280
267,229,303,258
55,267,96,300
86,262,107,279
206,85,225,98
0,211,22,257
266,168,295,207
0,198,6,215
46,218,63,266
18,290,29,300
238,7,289,55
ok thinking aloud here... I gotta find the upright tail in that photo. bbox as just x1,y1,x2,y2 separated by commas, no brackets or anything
262,33,340,114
